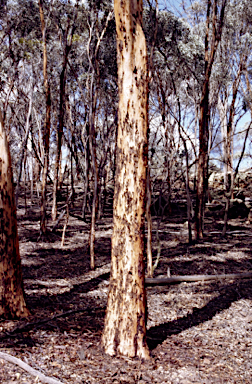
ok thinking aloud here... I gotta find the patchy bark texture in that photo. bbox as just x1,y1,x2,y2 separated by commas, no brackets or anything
102,0,149,359
0,111,29,319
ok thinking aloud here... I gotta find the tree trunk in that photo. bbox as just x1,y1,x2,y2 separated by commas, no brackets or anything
52,15,76,221
222,56,245,237
88,68,98,270
146,166,153,277
102,0,149,359
82,139,90,220
0,110,29,319
51,64,66,221
195,0,227,240
195,82,209,239
86,9,112,269
15,89,33,207
89,135,98,270
39,0,51,235
217,94,228,186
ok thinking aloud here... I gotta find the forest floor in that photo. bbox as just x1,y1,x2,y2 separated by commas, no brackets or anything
0,191,252,383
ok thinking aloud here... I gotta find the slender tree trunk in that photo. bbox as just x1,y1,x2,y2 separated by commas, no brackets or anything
30,157,34,203
82,140,90,220
51,65,66,221
195,82,209,239
70,152,74,207
194,104,198,192
89,136,98,270
102,0,149,359
195,0,227,240
0,110,29,319
218,94,228,186
15,89,33,207
181,138,192,243
89,69,98,270
222,56,245,236
24,155,27,214
52,14,76,221
86,10,112,268
146,166,153,277
39,0,51,235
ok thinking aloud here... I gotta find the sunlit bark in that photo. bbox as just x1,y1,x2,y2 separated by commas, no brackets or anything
102,0,149,359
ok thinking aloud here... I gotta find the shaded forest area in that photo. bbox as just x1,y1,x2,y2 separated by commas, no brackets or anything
0,179,252,383
0,0,252,382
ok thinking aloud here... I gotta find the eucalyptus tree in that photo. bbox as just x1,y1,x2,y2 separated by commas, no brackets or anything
102,0,150,359
0,0,45,197
146,7,204,243
51,0,78,222
84,1,114,269
208,0,252,234
194,0,227,239
0,109,29,319
39,0,51,235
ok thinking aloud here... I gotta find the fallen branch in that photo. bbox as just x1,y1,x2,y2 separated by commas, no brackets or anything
145,272,252,286
0,352,64,384
32,279,71,288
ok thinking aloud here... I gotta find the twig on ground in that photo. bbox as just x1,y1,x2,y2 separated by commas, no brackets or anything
145,272,252,285
0,351,64,384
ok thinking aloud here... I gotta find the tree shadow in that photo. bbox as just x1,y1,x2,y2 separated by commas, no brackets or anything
147,278,252,350
0,271,110,348
21,236,111,280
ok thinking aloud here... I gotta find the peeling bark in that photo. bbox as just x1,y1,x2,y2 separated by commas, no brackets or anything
102,0,149,359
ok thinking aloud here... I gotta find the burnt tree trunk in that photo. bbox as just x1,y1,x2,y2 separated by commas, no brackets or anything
102,0,150,359
0,110,29,319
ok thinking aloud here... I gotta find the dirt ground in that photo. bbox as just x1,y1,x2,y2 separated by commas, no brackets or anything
0,190,252,384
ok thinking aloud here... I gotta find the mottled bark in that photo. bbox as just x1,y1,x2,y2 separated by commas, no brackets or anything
0,110,29,319
102,0,149,359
